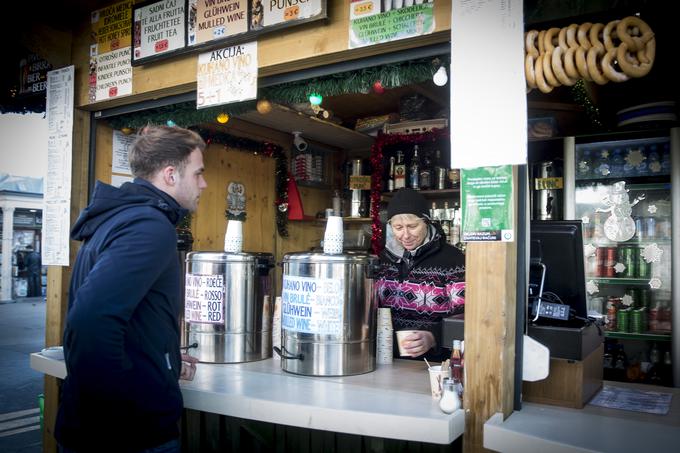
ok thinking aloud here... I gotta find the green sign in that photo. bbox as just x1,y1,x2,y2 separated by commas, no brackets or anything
461,166,514,242
349,3,434,49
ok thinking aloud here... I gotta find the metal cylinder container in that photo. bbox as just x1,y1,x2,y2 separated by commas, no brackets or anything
531,160,564,220
184,251,274,363
279,252,379,376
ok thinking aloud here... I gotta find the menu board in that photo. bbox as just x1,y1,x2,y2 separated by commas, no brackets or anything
131,0,327,66
90,0,133,101
196,41,258,108
349,0,435,49
133,0,186,61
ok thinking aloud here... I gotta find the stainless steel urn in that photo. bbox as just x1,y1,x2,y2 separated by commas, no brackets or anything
279,252,379,376
185,251,274,363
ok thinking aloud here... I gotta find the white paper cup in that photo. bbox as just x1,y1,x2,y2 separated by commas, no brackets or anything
224,220,244,253
377,307,393,330
428,365,450,399
395,330,419,356
376,328,393,365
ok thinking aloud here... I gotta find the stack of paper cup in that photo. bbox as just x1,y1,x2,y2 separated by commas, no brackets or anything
323,216,344,254
224,219,243,253
272,296,282,359
376,307,393,364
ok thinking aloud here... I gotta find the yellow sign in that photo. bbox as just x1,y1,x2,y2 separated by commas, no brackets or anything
349,175,372,190
91,0,132,54
534,177,564,190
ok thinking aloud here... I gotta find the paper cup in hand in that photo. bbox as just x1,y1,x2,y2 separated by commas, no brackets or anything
396,330,419,356
323,216,344,254
428,365,450,399
224,220,243,253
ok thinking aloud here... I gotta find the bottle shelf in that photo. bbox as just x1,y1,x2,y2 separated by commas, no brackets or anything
605,331,672,341
381,188,459,201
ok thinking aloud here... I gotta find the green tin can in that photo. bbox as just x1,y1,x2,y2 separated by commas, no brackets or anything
617,308,630,333
619,246,637,278
638,247,651,279
630,308,643,333
639,288,652,310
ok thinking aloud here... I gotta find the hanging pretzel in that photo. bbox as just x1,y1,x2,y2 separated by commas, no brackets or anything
616,16,655,52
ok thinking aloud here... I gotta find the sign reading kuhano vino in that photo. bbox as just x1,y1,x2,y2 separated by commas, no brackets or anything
131,0,327,66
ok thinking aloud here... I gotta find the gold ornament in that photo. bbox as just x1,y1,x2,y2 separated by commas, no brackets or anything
256,99,272,114
121,127,133,135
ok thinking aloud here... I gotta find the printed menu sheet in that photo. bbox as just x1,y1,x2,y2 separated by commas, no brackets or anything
43,66,74,266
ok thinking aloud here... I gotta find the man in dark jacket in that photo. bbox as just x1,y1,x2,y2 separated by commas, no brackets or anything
24,245,42,297
55,126,207,453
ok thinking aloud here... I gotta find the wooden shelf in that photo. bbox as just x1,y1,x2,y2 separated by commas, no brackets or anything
381,188,459,201
237,103,375,151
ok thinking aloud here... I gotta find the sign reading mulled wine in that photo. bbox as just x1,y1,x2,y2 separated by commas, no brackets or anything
131,0,327,66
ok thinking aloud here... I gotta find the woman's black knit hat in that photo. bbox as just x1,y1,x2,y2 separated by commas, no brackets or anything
386,188,429,220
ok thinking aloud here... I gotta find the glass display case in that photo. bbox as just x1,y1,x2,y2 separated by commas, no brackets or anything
574,136,673,385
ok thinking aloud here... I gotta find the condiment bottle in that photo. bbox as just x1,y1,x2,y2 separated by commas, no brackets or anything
439,378,461,414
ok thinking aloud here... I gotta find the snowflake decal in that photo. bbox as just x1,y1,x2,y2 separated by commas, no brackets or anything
614,262,626,274
582,215,590,225
586,280,599,295
649,278,662,289
622,294,634,307
601,149,610,158
584,243,597,257
578,160,589,172
649,160,662,173
598,164,611,176
641,243,663,263
647,205,657,214
625,148,646,167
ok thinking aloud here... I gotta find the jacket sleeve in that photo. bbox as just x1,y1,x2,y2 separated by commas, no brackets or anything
63,212,176,396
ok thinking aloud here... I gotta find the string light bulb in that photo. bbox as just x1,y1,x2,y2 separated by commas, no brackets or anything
256,99,272,114
308,93,323,106
166,120,176,127
433,66,448,86
216,112,230,124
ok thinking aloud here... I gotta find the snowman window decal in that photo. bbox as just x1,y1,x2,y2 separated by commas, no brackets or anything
596,181,645,242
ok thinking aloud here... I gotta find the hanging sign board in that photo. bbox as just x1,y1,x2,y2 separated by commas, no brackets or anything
461,165,514,242
131,0,327,66
133,0,186,61
349,0,435,49
281,275,345,336
450,0,526,167
90,0,133,102
196,41,257,108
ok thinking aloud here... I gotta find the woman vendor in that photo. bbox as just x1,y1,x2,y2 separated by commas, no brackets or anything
376,188,466,360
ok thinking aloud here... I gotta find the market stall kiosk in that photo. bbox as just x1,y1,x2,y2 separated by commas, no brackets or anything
25,1,680,452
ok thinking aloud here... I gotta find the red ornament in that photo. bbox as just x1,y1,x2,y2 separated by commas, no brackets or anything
372,80,384,94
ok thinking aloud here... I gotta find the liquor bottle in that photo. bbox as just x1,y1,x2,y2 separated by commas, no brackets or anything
450,339,463,383
394,150,406,190
433,149,447,190
440,201,452,243
387,156,396,192
451,203,461,246
409,145,421,190
430,202,438,223
419,149,432,190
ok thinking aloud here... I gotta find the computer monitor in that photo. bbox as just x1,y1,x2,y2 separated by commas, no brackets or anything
529,220,588,322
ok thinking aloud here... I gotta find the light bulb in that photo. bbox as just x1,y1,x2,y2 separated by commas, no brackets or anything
216,112,230,124
309,93,323,106
433,66,448,86
166,120,176,127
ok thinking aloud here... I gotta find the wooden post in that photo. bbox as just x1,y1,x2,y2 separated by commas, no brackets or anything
463,168,518,453
43,109,91,453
